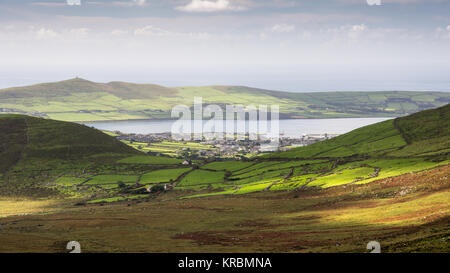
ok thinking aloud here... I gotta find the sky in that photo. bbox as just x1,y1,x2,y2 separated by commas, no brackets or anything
0,0,449,92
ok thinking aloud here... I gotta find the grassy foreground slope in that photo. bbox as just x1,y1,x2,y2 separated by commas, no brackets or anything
1,78,449,121
0,165,448,252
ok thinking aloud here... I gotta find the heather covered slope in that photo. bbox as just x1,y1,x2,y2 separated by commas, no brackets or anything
1,78,449,121
0,165,448,252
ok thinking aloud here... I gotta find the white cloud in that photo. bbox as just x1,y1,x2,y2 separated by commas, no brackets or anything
299,31,312,40
435,26,450,39
318,24,427,45
269,0,299,8
36,28,58,39
111,29,129,36
132,0,146,5
31,2,67,7
3,25,15,31
176,0,246,13
97,0,147,7
69,28,89,37
382,0,443,3
351,24,367,32
134,25,172,36
259,32,268,40
67,0,82,5
30,27,91,40
271,24,296,33
132,25,210,40
348,24,367,39
337,0,444,4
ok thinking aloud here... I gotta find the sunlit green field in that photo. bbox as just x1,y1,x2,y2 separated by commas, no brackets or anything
141,168,191,184
201,161,254,172
177,170,226,189
121,140,216,157
84,174,139,185
117,155,182,165
180,158,448,197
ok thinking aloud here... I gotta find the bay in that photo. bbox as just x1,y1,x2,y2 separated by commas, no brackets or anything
87,118,393,138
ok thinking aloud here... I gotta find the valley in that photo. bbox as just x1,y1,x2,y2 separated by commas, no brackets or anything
0,104,448,253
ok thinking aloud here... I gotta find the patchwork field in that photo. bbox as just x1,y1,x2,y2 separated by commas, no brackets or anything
202,161,254,172
141,168,191,184
178,170,226,189
117,155,182,165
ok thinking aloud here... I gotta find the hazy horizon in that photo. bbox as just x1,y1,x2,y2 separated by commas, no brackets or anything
1,0,449,92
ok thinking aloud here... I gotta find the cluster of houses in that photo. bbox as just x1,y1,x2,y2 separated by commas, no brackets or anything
116,132,172,142
200,139,262,157
114,131,339,159
0,108,47,118
0,108,20,113
282,133,339,147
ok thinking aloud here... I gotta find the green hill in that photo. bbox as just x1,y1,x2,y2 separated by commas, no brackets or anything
0,114,140,171
0,115,143,196
184,104,449,197
1,78,449,122
265,103,450,159
0,114,194,198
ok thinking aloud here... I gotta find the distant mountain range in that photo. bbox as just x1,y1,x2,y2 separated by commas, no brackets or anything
0,78,449,122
